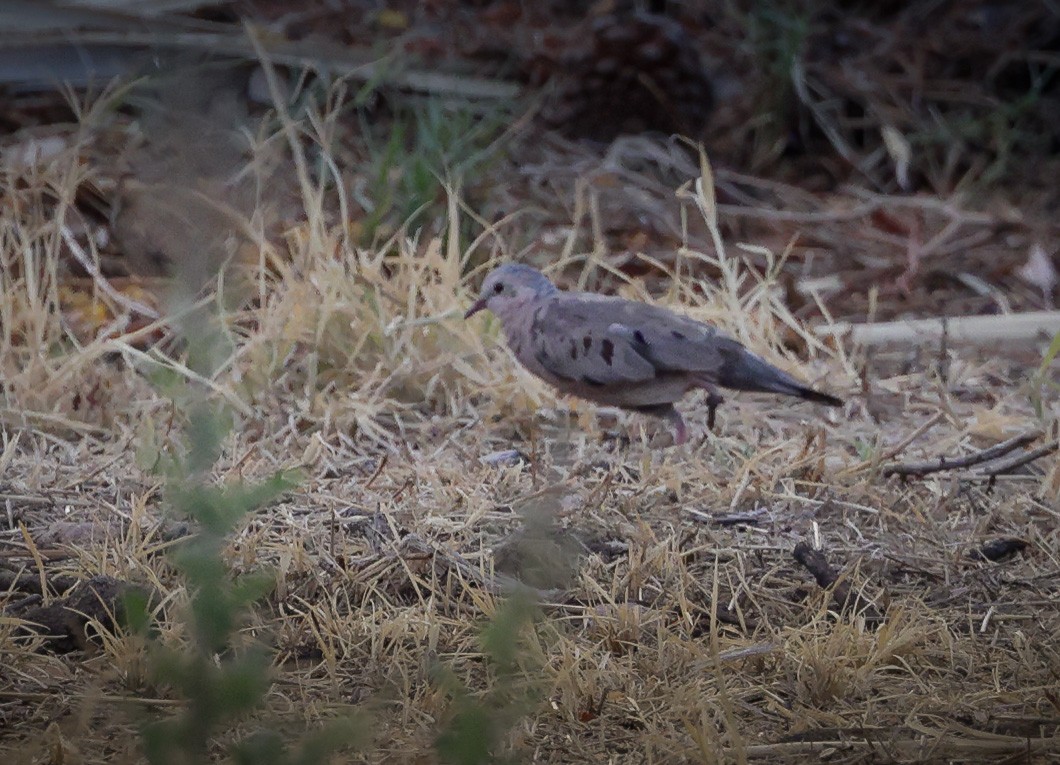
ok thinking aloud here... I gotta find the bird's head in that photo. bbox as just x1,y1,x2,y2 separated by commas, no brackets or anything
464,264,558,321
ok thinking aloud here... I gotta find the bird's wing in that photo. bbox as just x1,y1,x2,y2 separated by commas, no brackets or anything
603,296,733,374
528,293,732,386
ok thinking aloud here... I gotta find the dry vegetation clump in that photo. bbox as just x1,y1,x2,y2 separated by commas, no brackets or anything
1,45,1059,765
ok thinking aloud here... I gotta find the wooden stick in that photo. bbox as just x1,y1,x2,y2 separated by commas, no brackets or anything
883,431,1043,477
816,311,1060,346
839,411,945,477
5,29,520,101
981,441,1058,476
792,542,882,623
738,735,1060,759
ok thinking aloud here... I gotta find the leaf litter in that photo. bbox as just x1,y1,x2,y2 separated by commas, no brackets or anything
0,5,1059,763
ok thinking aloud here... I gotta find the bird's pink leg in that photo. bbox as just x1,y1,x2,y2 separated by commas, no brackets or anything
670,409,688,445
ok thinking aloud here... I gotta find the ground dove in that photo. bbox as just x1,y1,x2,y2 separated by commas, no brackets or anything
464,264,843,444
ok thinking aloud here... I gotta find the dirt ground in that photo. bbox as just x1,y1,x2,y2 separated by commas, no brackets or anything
1,2,1059,763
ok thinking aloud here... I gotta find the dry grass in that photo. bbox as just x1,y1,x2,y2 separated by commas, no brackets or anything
1,78,1059,765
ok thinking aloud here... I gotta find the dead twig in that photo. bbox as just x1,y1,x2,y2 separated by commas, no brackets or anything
816,311,1060,346
882,431,1043,477
980,441,1059,476
792,542,882,623
738,733,1060,760
839,411,945,477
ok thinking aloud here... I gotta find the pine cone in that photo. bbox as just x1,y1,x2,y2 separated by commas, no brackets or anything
539,13,713,142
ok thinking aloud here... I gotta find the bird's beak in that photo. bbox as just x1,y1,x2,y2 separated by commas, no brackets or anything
463,298,487,319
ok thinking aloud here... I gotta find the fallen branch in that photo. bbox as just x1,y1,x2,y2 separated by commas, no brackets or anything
4,27,520,101
839,411,945,477
816,311,1060,346
980,441,1059,476
792,542,882,623
883,431,1043,477
739,733,1060,760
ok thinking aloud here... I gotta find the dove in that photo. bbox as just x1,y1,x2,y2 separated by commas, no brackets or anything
464,263,843,444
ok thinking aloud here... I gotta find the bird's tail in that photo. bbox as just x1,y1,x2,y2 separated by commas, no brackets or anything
713,347,843,407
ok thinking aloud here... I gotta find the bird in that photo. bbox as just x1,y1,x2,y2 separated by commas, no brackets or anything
464,263,843,444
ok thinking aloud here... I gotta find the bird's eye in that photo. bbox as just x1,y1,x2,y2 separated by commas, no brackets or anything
493,283,504,294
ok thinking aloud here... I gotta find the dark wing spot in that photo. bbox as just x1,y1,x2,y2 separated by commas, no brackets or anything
581,376,606,387
147,249,170,272
583,336,592,351
530,306,546,339
600,338,615,366
671,330,686,340
633,330,646,345
569,340,577,360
